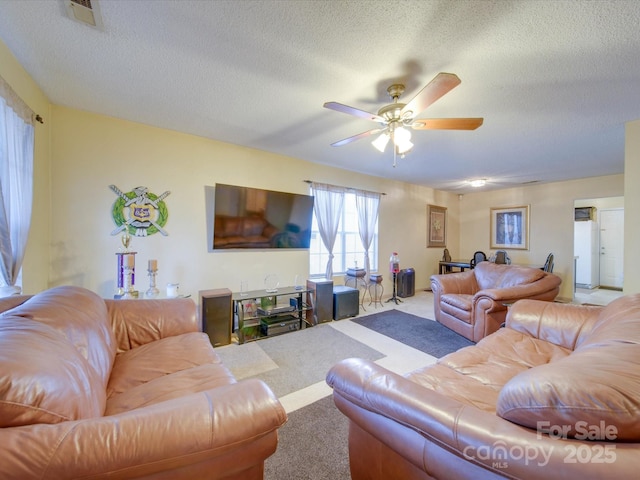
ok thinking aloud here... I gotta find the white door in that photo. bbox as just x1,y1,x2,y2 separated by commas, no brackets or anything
599,209,624,289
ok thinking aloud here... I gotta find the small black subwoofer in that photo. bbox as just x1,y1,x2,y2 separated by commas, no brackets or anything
333,286,359,320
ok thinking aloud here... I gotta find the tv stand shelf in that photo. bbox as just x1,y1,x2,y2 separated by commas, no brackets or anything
232,286,311,344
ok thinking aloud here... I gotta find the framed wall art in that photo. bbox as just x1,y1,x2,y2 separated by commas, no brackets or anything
427,204,447,248
490,205,530,250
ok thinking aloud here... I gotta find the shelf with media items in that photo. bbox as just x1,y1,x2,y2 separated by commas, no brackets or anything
232,286,311,344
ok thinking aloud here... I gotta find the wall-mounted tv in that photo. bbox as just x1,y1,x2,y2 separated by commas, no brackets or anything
209,183,314,250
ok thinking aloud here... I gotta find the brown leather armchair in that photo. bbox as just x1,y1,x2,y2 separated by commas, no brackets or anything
0,286,286,479
430,261,561,342
327,294,640,479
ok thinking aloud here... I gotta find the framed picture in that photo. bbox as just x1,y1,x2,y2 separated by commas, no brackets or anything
427,204,447,248
490,205,530,250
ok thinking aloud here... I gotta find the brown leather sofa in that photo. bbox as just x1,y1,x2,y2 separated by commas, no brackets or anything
0,285,287,479
430,261,561,341
214,214,279,248
327,294,640,479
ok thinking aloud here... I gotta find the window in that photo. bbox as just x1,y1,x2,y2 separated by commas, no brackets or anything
0,76,35,296
309,192,378,276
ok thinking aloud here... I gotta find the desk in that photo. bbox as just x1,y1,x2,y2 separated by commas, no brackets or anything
438,260,545,275
439,259,471,274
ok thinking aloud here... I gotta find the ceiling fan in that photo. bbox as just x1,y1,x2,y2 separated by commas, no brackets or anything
323,72,483,167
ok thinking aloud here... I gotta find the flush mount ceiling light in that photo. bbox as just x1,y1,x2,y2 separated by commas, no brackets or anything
323,73,484,168
469,179,487,188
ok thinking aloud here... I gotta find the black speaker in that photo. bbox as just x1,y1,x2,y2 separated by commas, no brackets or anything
199,288,232,347
397,268,415,298
333,286,359,320
306,279,334,325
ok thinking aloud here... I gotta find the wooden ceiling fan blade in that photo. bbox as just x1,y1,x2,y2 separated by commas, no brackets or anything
323,102,385,123
331,128,384,147
411,118,484,130
401,73,462,117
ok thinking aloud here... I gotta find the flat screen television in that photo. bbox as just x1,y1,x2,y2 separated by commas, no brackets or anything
209,183,314,250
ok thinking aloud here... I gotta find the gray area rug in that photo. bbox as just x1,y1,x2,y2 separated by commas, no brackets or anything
265,395,349,480
258,311,473,479
215,323,384,397
353,309,474,357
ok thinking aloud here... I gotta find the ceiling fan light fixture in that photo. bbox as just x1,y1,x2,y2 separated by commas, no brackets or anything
372,132,390,152
469,179,486,188
397,140,413,154
393,126,411,144
392,126,412,154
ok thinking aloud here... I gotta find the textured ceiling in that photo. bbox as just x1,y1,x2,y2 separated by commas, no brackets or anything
1,0,639,192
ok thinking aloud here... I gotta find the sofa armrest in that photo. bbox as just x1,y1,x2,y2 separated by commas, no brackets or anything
326,358,637,480
430,270,477,295
475,273,561,303
0,379,287,479
506,299,602,350
327,358,518,476
105,298,199,352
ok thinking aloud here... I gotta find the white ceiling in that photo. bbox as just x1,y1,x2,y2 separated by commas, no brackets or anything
1,0,639,192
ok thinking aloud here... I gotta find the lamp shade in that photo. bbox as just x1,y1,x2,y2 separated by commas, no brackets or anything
397,140,413,154
393,126,413,153
372,132,390,152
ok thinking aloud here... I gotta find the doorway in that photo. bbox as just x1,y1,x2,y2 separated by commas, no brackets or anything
573,196,624,294
599,208,624,289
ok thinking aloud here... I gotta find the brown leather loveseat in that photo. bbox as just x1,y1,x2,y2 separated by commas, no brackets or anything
430,261,561,341
0,286,287,479
327,294,640,479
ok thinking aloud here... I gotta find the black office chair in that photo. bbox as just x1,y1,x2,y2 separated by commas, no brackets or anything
543,253,555,272
442,248,452,273
469,251,487,268
492,250,511,265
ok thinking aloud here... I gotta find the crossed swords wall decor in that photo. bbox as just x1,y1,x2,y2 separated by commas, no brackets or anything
109,185,171,237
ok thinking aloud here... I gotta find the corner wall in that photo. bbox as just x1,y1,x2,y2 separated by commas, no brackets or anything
458,175,625,300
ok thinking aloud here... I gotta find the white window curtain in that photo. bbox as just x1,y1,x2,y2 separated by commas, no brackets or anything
355,189,381,281
0,75,35,297
310,182,345,279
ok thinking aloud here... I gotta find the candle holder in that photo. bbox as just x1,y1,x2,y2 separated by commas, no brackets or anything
146,268,159,298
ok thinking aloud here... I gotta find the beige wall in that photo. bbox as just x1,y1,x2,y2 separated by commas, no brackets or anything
625,120,640,293
49,106,453,298
0,40,51,293
2,36,638,302
457,175,624,300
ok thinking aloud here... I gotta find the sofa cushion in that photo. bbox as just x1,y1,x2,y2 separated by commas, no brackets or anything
106,363,237,415
0,316,105,427
475,262,546,290
107,332,221,397
407,328,570,414
2,286,116,416
4,286,116,385
497,295,640,441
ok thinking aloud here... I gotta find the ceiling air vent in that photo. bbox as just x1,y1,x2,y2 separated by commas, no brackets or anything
64,0,103,29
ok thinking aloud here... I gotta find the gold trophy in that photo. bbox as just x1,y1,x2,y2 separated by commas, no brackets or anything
121,229,131,252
